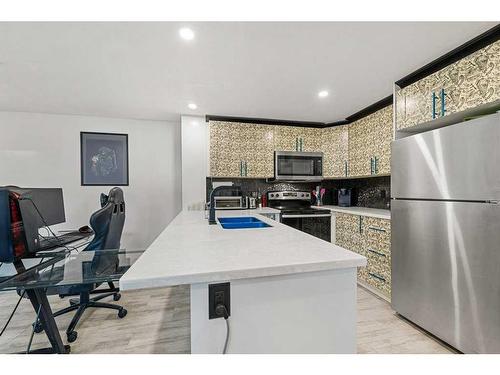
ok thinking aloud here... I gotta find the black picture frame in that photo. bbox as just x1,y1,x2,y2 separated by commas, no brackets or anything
80,132,129,186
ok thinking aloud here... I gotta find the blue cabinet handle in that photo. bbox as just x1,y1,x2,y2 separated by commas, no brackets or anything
245,161,248,176
374,156,378,174
369,272,386,282
440,88,447,117
370,157,374,175
368,226,386,232
344,161,348,177
368,249,386,257
432,91,438,119
240,161,243,176
295,137,298,151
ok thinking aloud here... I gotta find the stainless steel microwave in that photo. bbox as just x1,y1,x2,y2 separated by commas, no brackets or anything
274,151,323,181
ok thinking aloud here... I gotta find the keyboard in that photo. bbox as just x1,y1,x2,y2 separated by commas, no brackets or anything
38,231,93,251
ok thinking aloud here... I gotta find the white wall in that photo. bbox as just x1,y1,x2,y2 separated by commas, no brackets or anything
0,111,182,250
181,115,209,210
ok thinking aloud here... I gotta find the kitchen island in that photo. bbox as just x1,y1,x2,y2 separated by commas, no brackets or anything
120,208,366,354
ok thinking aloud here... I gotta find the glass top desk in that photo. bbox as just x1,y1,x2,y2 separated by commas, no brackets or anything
0,249,144,354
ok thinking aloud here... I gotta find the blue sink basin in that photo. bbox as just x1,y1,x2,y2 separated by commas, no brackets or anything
218,216,271,229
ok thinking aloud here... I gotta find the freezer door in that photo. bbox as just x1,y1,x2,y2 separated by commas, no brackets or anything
392,113,500,200
392,199,500,353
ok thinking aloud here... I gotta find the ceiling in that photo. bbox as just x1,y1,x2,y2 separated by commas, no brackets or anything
0,22,497,123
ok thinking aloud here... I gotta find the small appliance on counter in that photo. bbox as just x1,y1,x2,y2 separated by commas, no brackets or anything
245,196,257,209
338,188,353,207
322,188,339,206
213,196,245,210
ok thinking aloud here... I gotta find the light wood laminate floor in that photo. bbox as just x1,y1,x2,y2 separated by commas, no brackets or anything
0,285,454,354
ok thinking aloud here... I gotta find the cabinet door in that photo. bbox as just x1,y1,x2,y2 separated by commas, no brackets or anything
244,125,275,178
444,40,500,114
348,117,373,177
335,213,364,252
396,75,435,130
274,126,321,152
322,125,348,178
274,126,296,151
371,105,393,175
299,127,322,152
209,121,244,177
396,40,500,131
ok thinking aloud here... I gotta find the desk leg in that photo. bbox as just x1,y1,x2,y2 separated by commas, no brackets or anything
25,289,70,354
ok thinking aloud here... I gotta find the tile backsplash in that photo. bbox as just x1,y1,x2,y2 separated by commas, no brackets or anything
206,176,391,209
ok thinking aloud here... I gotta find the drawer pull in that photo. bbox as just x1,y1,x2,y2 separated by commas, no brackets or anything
368,249,386,257
368,226,386,233
368,272,386,282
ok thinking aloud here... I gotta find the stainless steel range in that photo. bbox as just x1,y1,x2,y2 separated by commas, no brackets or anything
267,191,331,241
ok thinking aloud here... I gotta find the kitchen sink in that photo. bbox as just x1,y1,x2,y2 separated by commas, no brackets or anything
218,216,272,229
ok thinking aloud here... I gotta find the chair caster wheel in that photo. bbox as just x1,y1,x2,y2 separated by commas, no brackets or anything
118,308,127,318
113,293,121,301
33,321,43,333
67,331,78,343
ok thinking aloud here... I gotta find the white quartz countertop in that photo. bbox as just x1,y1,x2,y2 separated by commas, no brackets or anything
120,207,366,291
316,205,391,220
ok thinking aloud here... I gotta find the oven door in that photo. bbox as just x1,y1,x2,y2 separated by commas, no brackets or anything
281,213,331,242
274,151,323,181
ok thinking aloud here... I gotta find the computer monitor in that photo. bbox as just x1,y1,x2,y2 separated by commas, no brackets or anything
18,188,66,226
0,187,66,261
16,188,66,253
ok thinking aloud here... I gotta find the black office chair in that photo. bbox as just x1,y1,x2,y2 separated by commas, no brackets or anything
48,187,128,343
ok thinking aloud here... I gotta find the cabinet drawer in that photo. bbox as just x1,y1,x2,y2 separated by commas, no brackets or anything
364,217,391,243
364,251,391,296
364,270,391,297
365,246,391,266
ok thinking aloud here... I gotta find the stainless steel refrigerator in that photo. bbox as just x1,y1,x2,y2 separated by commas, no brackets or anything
391,112,500,354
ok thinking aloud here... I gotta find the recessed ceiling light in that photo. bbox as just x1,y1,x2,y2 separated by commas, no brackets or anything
318,90,329,98
188,103,198,110
179,27,195,41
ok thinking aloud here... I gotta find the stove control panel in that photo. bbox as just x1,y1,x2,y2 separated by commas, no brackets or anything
267,191,311,201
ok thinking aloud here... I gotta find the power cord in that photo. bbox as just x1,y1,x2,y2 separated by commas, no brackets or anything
215,304,230,354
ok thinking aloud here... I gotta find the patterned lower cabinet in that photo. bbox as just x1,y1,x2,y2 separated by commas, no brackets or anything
335,213,391,299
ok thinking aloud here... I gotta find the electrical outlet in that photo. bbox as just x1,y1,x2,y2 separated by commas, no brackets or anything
208,282,230,319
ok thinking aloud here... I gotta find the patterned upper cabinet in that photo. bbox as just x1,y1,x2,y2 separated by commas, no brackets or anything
348,105,393,177
209,121,275,178
273,126,321,152
396,40,500,130
209,121,243,177
371,106,393,175
348,117,372,177
322,125,349,178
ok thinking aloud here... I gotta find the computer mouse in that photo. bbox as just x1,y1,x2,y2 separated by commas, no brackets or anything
79,225,93,234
